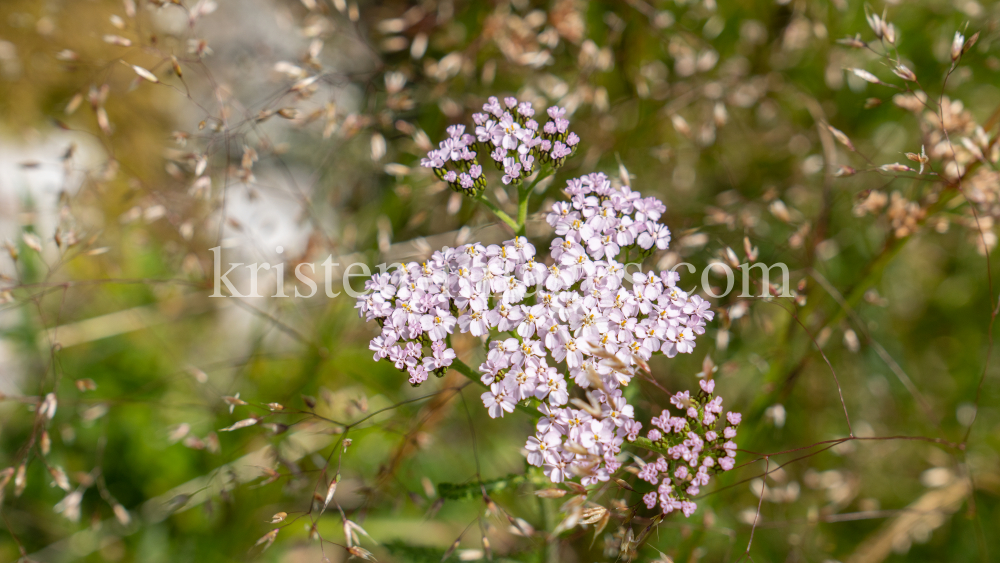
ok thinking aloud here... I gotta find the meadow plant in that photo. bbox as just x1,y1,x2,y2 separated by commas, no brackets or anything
358,96,737,518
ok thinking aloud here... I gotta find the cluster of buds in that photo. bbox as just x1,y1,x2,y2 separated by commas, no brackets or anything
420,96,579,196
865,8,897,45
638,380,740,517
420,124,487,196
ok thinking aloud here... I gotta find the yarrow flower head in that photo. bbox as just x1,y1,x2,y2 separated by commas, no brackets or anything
356,207,715,488
357,96,728,515
639,384,740,517
420,96,579,196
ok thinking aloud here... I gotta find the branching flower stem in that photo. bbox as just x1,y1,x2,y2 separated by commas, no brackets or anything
516,167,555,236
474,194,520,232
474,166,555,235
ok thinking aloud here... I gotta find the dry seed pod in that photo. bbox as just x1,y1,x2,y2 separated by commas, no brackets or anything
131,65,159,83
14,464,27,497
322,476,338,513
580,506,608,525
951,32,965,61
113,503,131,526
219,418,257,432
75,378,97,391
826,124,855,151
347,546,375,560
963,32,980,56
851,68,882,84
103,34,132,46
880,163,913,173
223,395,246,413
892,65,916,82
838,34,866,48
743,236,759,261
253,529,279,552
22,233,42,253
65,93,83,115
50,466,71,491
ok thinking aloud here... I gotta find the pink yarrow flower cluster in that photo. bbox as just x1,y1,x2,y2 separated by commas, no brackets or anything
548,172,672,262
419,96,579,195
524,385,639,486
356,177,716,489
359,95,731,507
639,379,741,517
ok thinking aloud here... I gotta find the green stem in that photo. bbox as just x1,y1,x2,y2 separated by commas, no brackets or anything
438,473,532,500
476,194,519,232
516,168,555,237
517,185,531,237
630,436,671,457
450,357,482,383
537,493,553,563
